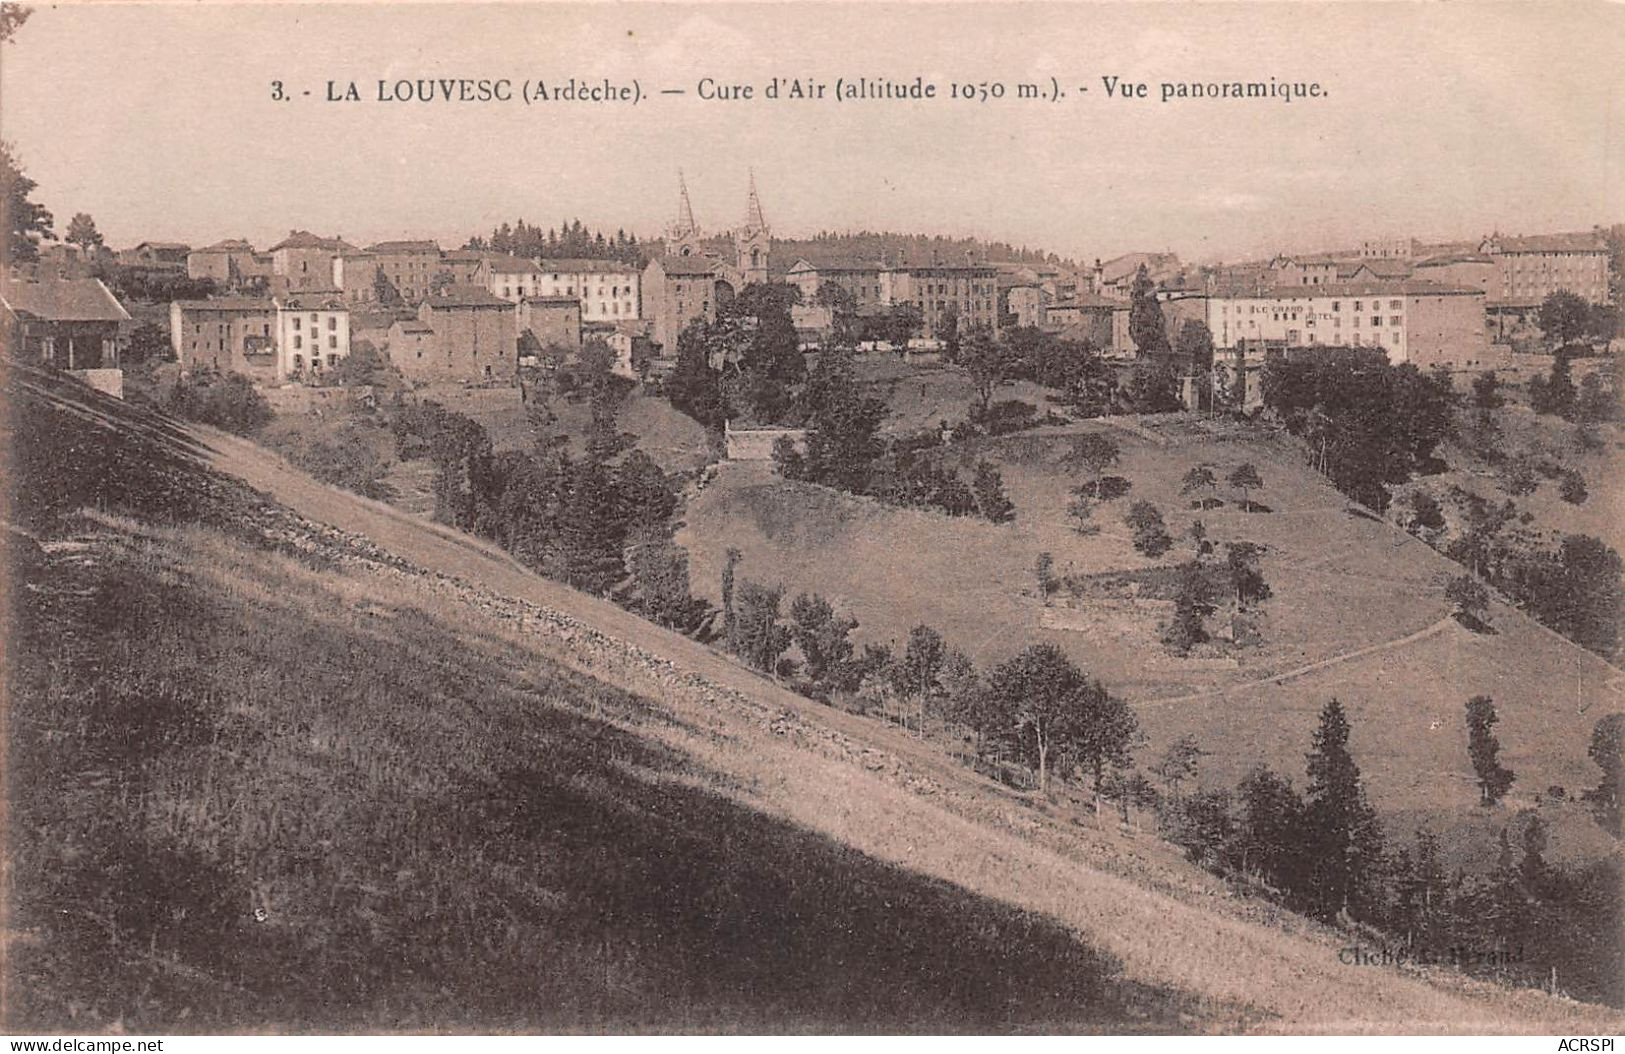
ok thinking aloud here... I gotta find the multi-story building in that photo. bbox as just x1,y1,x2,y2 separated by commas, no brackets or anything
784,258,885,308
274,293,352,380
1043,293,1131,355
1000,281,1048,329
877,262,999,339
170,297,279,380
187,239,272,286
441,249,490,288
1478,231,1611,308
516,296,582,354
363,240,444,304
1412,252,1497,297
530,259,641,322
407,286,517,382
1192,279,1489,368
478,255,546,303
268,231,359,292
1097,252,1181,300
1359,237,1415,260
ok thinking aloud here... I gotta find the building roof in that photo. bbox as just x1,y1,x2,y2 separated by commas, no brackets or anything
365,239,442,255
422,285,513,309
1207,279,1484,299
1100,252,1180,284
193,238,256,253
274,292,347,310
1,278,131,323
391,319,434,333
480,255,542,275
1484,232,1609,254
132,241,191,252
1049,292,1125,311
442,249,491,263
1416,252,1494,267
533,257,640,274
522,295,582,307
784,253,885,274
268,230,359,253
1336,258,1413,280
172,297,276,312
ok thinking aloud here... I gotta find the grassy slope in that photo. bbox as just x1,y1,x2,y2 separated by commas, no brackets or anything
678,415,1625,862
6,367,1621,1032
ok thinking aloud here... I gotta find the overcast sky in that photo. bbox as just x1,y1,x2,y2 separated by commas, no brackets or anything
3,1,1621,264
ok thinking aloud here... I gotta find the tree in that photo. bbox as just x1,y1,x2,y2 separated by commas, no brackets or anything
1124,500,1173,558
1465,695,1515,805
1405,489,1446,534
64,212,103,252
985,644,1131,802
1531,350,1578,418
897,624,947,737
627,532,704,631
1188,518,1211,560
1559,469,1588,505
1537,290,1592,349
1174,318,1215,375
372,266,402,305
1164,561,1214,654
959,326,1006,416
1128,263,1169,358
1151,734,1204,800
1033,551,1056,606
1225,541,1270,609
1129,358,1181,412
731,580,792,676
1303,699,1384,918
2,141,55,266
971,459,1015,523
1235,765,1306,893
1444,574,1489,627
1068,433,1121,500
1181,464,1218,507
720,547,742,644
1228,462,1264,510
938,303,961,359
333,342,388,387
789,592,858,694
123,321,168,366
1471,370,1503,411
795,347,887,493
1,5,32,44
164,371,272,436
1585,713,1623,835
1576,372,1614,424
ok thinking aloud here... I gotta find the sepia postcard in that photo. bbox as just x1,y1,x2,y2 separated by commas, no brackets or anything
2,0,1623,1040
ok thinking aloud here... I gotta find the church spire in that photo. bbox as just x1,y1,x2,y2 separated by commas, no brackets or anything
742,168,767,234
674,169,697,237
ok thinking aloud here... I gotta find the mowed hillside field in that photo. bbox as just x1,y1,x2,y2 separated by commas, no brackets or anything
679,411,1625,857
9,366,1623,1034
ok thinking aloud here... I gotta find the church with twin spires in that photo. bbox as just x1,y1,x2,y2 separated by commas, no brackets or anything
642,171,773,353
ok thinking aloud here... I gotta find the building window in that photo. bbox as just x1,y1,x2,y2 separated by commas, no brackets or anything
329,335,337,349
294,335,302,349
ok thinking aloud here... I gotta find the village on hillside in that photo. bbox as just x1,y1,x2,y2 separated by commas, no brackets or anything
5,0,1625,1039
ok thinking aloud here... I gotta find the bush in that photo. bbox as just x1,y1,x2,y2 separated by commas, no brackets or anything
1124,500,1173,558
165,372,272,436
1560,469,1589,505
